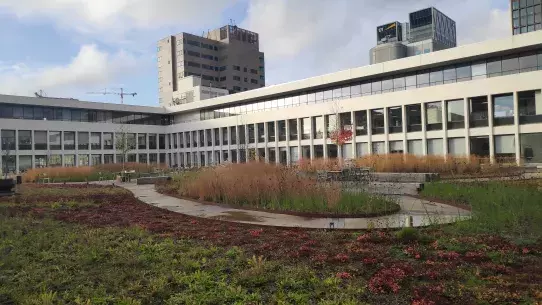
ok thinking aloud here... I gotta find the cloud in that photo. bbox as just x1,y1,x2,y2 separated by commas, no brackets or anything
0,0,235,35
241,0,509,85
0,44,140,96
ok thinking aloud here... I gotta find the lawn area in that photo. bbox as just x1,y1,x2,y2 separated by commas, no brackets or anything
420,180,542,238
0,184,541,304
157,163,399,217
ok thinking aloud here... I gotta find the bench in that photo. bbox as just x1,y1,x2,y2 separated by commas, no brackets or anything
136,176,172,185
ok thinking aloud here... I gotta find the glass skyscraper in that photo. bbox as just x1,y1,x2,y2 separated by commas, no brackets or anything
511,0,542,35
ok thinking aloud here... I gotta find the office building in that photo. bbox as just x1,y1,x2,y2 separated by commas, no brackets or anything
158,25,265,107
370,7,457,64
511,0,542,35
1,32,542,174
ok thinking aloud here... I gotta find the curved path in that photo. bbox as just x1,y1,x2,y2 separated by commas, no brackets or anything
119,183,471,230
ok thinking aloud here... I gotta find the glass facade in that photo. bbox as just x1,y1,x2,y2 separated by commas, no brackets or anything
18,130,32,150
469,96,489,127
388,107,402,133
371,109,385,135
425,102,443,131
406,104,422,132
512,0,542,35
197,50,542,122
518,90,542,123
493,94,515,126
0,103,171,125
355,111,368,136
34,131,47,150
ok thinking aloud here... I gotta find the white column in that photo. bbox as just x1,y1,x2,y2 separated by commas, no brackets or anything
464,98,471,156
14,130,19,173
351,111,357,158
383,108,389,154
309,117,315,160
367,110,373,155
513,91,521,165
297,118,302,163
488,94,495,163
442,100,448,156
421,103,427,155
401,105,407,155
285,120,290,164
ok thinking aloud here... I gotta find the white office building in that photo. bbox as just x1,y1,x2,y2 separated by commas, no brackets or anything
1,31,542,173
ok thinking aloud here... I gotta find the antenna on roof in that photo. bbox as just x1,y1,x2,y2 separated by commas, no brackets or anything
34,90,47,98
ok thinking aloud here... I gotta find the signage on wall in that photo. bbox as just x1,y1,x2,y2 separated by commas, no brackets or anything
377,22,401,44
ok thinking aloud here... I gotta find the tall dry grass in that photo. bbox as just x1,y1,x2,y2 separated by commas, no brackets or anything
299,154,520,176
23,162,168,183
174,162,342,207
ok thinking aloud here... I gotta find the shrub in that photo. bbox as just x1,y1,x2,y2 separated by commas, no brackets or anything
297,154,519,176
395,227,419,242
23,163,168,183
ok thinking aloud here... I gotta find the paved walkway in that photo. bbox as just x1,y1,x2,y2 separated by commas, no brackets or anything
118,183,470,230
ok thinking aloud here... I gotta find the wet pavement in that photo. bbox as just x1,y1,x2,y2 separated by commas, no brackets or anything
119,183,471,230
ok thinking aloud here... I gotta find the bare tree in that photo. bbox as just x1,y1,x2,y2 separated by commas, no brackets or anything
115,125,136,172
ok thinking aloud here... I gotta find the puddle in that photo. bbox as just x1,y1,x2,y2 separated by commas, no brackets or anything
210,211,263,222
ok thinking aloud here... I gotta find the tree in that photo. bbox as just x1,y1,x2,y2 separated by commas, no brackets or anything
328,101,353,164
1,137,15,179
115,125,136,172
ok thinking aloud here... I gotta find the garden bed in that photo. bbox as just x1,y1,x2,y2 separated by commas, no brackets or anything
0,184,541,304
156,185,401,218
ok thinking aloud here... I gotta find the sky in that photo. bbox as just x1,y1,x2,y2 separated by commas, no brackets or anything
0,0,511,107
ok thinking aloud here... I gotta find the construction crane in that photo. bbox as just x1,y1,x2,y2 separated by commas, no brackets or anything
86,88,137,104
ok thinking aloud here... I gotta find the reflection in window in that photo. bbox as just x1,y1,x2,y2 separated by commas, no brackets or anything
278,121,286,141
427,138,444,155
301,118,311,140
425,102,443,131
257,123,265,143
18,130,32,150
90,132,101,150
519,90,542,124
447,99,465,129
289,119,298,140
521,133,542,163
493,94,515,126
372,142,385,154
35,131,48,150
408,140,423,156
104,133,114,150
406,104,422,132
248,125,255,143
371,109,385,135
388,107,402,133
312,116,324,139
355,111,367,136
267,122,275,142
389,141,404,154
448,137,466,156
495,135,516,162
470,136,490,158
469,96,489,128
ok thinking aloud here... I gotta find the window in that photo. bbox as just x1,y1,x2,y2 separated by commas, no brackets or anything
89,132,100,150
519,52,538,72
138,134,147,149
230,127,237,145
406,104,422,132
425,102,443,131
301,118,311,140
388,107,402,133
427,138,444,155
372,142,386,155
198,130,205,147
206,129,212,146
495,135,516,162
18,130,32,150
371,109,385,135
288,119,298,140
519,90,542,124
34,131,48,150
192,131,198,147
312,116,324,139
278,121,286,141
389,141,404,154
416,71,430,88
493,94,514,126
447,99,465,129
521,133,542,163
429,69,443,85
355,111,368,136
222,128,228,145
233,65,240,71
448,137,466,156
502,55,519,75
257,123,265,143
149,134,157,149
487,58,502,77
1,130,16,151
471,62,487,79
267,122,276,142
77,132,89,150
469,96,489,127
61,132,75,150
443,67,456,83
408,140,423,156
456,65,472,82
470,136,490,158
103,133,113,150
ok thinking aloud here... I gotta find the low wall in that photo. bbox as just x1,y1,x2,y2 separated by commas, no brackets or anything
136,176,172,185
371,173,439,183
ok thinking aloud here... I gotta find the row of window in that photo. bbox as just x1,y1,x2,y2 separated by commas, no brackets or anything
1,153,168,173
2,131,542,173
0,131,170,151
187,90,541,147
512,0,541,10
0,104,172,125
198,50,542,120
